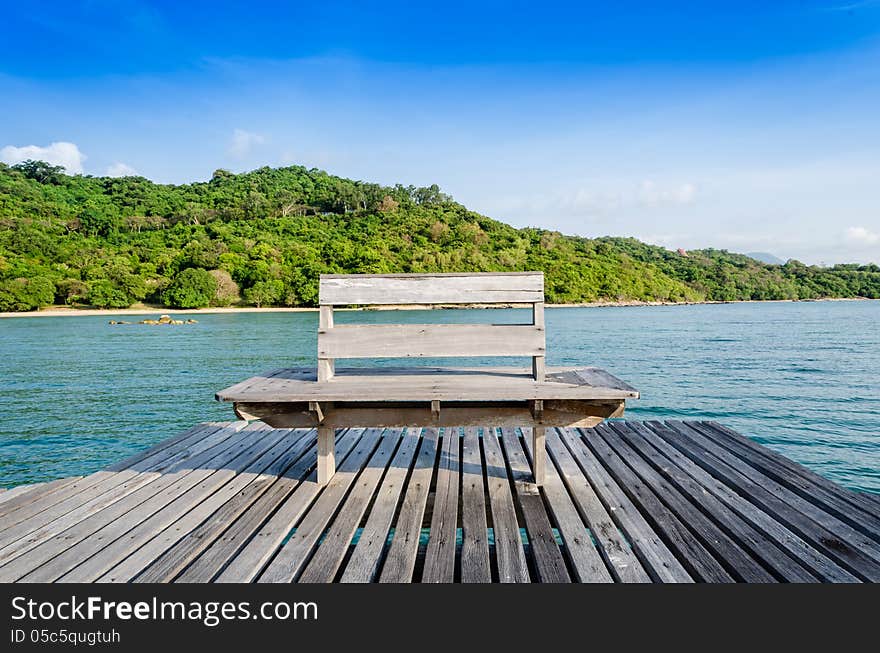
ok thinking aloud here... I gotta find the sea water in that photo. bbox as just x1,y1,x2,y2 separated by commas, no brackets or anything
0,300,878,492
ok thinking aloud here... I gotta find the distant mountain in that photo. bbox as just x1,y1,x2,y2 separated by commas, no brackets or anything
746,252,786,265
1,160,879,311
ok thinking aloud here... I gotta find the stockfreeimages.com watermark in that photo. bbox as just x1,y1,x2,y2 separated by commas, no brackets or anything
10,595,318,628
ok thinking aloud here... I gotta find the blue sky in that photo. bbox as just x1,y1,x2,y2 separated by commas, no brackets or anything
2,1,879,264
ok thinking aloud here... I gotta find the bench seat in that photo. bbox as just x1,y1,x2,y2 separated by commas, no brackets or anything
217,366,639,403
218,365,637,433
216,272,638,486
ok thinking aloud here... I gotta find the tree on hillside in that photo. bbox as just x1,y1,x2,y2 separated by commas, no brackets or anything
162,268,217,309
11,160,65,185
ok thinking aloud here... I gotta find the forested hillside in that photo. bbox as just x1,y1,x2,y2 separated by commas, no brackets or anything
1,161,878,311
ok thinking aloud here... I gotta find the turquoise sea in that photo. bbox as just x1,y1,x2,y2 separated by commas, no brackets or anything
1,301,878,493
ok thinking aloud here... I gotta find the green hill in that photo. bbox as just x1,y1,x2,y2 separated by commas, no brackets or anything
1,160,878,311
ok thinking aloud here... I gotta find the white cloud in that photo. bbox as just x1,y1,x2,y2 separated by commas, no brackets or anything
845,226,880,245
228,129,266,157
106,162,138,177
638,180,697,207
0,141,86,173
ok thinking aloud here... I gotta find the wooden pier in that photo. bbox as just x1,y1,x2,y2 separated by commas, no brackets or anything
1,420,878,583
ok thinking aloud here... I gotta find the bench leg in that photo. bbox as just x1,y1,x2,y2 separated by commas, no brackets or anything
532,426,546,486
317,425,335,486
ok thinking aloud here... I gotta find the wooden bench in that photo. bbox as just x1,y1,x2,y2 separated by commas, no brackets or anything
216,272,638,486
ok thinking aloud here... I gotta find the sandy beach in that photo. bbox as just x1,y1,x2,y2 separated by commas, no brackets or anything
0,297,873,319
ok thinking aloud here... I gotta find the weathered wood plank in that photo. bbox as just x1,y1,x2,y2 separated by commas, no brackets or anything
19,426,288,583
62,429,302,583
602,423,781,582
0,472,162,568
123,430,313,584
0,477,83,519
217,366,638,403
104,422,236,472
299,430,405,583
481,427,530,582
546,429,652,582
557,428,693,582
0,471,142,549
632,421,855,582
695,422,880,542
378,429,439,583
658,421,880,581
242,401,619,430
0,473,119,532
337,430,421,583
0,425,244,569
257,429,383,583
520,429,612,582
0,423,262,582
209,429,365,584
319,272,544,305
459,428,491,583
705,421,880,520
0,482,48,506
500,428,569,582
421,429,461,583
584,425,735,582
319,324,545,359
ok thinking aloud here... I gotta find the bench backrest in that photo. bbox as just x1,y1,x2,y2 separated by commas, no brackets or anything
317,272,546,382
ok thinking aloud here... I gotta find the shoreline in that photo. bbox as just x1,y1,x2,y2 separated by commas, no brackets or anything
0,296,874,319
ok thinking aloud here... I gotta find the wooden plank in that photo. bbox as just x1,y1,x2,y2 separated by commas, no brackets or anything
657,421,880,581
582,425,735,582
0,482,49,506
459,428,491,583
0,477,83,519
0,425,241,569
317,426,335,486
101,429,316,583
567,368,640,395
422,429,461,583
114,422,239,473
104,422,230,472
546,429,653,583
62,428,302,583
0,471,162,568
319,272,544,305
257,429,384,583
121,429,312,584
0,423,264,582
319,324,545,359
531,301,545,381
557,428,693,582
17,426,288,583
672,421,880,568
378,429,439,583
481,427,530,582
705,421,880,519
631,422,856,582
0,473,116,530
318,306,334,382
695,422,880,542
186,429,365,584
500,428,569,582
242,401,620,430
604,423,789,582
0,471,142,548
596,423,776,582
217,366,638,403
339,429,421,583
299,430,405,583
520,429,613,582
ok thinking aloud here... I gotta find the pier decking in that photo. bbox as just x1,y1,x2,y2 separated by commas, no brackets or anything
1,420,878,583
